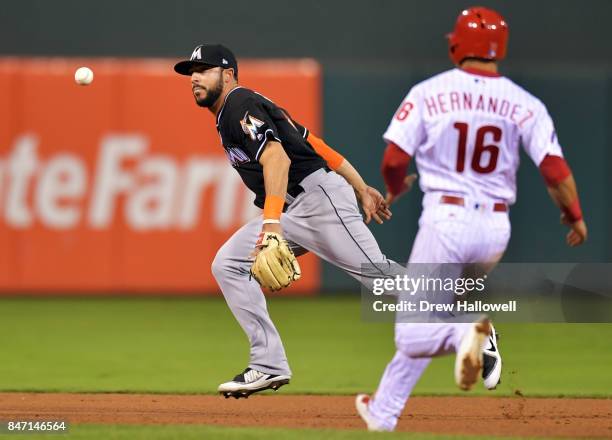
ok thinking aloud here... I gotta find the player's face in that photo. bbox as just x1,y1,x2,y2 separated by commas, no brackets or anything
190,67,224,108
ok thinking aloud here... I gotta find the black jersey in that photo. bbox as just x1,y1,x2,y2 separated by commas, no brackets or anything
215,87,327,208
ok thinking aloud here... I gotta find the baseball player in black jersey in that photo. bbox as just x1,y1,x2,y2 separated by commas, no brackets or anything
175,44,399,398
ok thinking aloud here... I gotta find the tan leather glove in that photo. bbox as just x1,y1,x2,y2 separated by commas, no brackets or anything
250,232,301,291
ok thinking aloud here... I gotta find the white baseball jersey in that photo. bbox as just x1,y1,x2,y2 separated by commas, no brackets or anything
383,68,564,204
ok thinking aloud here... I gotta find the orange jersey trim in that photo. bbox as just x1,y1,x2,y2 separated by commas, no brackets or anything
307,133,345,170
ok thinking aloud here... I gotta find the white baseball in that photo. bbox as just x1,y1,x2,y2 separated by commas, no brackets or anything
74,67,94,85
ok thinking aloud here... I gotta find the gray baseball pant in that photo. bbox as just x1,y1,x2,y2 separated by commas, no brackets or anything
211,169,403,376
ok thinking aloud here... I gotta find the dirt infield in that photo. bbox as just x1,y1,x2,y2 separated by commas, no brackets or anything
0,393,611,438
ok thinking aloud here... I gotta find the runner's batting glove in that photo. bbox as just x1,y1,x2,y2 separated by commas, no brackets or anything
250,232,301,291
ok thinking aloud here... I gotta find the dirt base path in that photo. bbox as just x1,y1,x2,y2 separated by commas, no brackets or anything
1,393,611,438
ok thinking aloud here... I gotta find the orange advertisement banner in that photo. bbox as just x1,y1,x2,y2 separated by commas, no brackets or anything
0,58,322,294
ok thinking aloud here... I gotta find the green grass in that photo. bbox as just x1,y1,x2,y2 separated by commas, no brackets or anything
0,297,610,396
0,424,554,440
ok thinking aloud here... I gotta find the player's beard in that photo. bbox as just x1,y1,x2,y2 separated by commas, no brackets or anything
194,71,223,108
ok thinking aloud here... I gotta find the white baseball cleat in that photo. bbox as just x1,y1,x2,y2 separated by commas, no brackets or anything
455,318,491,391
355,394,391,432
218,368,290,399
482,323,502,390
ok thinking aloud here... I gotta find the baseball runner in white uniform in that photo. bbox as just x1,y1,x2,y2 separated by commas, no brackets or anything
356,6,587,431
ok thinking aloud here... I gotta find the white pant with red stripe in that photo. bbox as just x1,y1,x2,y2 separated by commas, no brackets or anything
368,191,511,430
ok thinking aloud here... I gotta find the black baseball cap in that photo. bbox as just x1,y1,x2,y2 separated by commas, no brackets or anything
174,44,238,77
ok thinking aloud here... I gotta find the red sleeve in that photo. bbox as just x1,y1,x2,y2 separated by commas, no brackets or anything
539,154,583,222
381,142,412,195
539,154,571,186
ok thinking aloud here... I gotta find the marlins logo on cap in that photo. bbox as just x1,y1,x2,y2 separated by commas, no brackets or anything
174,44,238,77
191,46,203,60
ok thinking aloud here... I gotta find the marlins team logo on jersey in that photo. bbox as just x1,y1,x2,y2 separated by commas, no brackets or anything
224,146,251,167
240,112,265,141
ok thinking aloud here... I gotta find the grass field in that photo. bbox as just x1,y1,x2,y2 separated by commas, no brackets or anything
0,296,610,439
0,424,554,440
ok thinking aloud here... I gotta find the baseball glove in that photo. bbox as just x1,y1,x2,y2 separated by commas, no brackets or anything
250,232,301,291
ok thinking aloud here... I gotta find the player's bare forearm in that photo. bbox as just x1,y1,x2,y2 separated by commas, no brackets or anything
259,141,290,233
335,159,367,193
545,174,587,246
335,159,392,224
306,134,388,223
546,173,578,208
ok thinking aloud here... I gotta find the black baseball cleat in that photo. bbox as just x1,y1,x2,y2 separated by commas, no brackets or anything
482,324,502,390
218,368,290,399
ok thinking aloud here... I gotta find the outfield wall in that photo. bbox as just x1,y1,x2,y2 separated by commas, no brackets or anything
1,59,609,294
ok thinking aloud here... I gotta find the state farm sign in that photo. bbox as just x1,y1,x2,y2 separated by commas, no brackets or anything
2,134,258,231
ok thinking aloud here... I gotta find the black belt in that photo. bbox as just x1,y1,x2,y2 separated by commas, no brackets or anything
287,184,305,199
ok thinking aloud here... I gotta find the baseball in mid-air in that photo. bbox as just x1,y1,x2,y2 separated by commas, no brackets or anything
74,66,94,85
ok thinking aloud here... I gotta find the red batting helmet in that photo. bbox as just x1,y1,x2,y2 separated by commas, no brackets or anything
447,6,509,65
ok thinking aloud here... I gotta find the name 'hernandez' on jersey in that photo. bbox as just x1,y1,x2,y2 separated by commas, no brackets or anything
383,68,564,205
215,87,327,208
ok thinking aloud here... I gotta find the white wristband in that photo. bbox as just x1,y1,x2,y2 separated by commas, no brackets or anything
262,219,281,225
